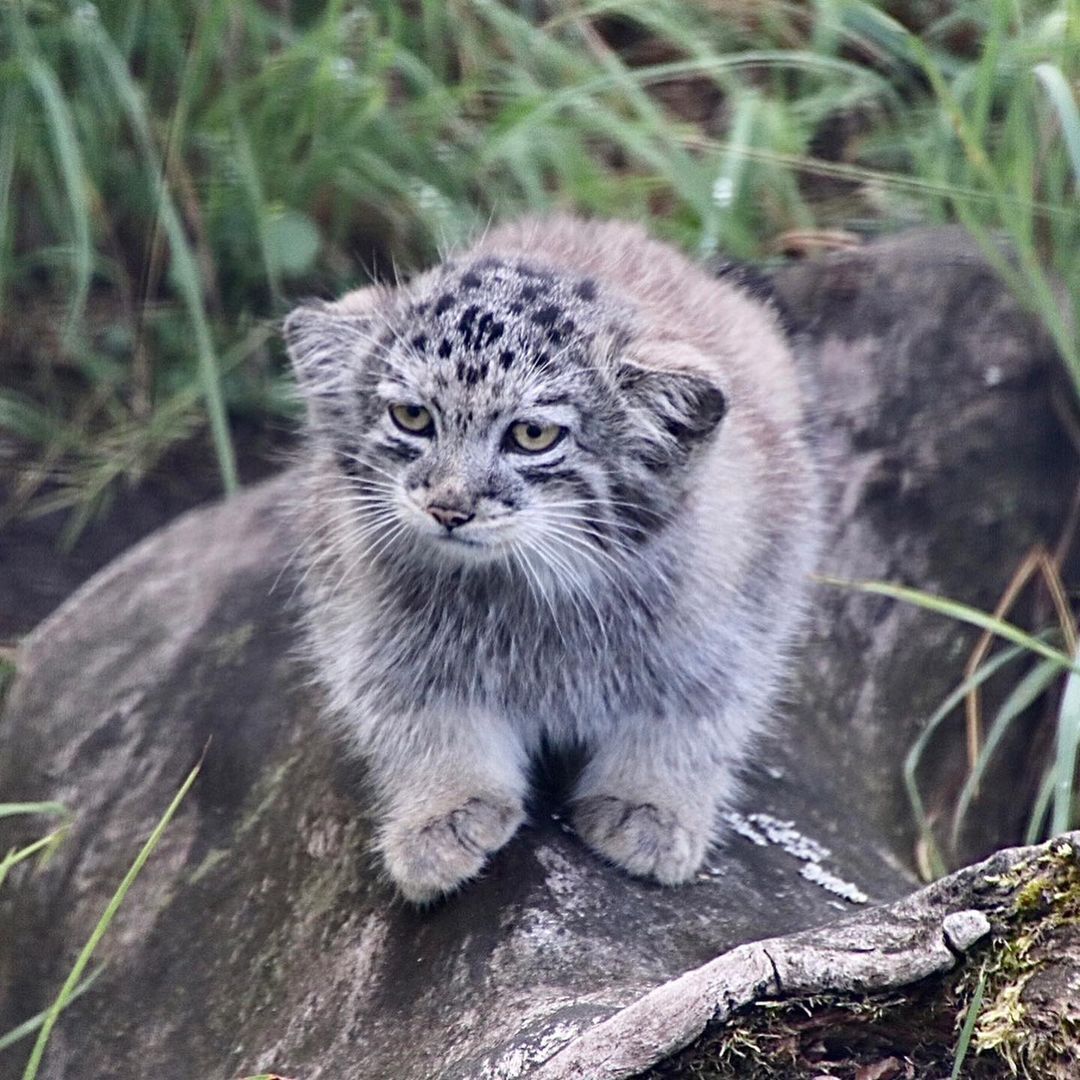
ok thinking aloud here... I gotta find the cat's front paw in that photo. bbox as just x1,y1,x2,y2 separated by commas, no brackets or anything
379,795,525,904
571,795,708,885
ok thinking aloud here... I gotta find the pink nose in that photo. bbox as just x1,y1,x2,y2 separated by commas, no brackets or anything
427,504,474,530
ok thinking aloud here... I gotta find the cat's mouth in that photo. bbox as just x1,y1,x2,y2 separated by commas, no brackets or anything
439,532,481,547
420,524,502,561
400,500,511,561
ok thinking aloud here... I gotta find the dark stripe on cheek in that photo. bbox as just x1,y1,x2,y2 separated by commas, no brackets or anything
564,474,612,548
383,439,422,463
519,465,578,484
336,443,362,478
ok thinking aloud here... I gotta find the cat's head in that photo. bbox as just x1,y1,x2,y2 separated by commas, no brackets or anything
285,252,726,576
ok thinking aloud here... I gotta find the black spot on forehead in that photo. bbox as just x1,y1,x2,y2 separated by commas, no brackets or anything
500,349,515,369
438,338,453,358
458,304,481,346
531,304,561,328
410,334,427,353
472,313,504,351
574,278,598,301
461,270,483,289
434,293,456,315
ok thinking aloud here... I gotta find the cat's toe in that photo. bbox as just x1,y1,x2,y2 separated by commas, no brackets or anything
380,795,525,904
571,795,708,884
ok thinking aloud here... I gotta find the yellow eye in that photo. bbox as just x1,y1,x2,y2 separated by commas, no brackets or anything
389,403,434,435
507,421,565,454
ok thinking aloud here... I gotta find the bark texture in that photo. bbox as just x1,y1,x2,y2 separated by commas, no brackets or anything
0,229,1075,1079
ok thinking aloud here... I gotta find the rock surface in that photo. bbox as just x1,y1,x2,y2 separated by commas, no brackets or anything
0,229,1075,1079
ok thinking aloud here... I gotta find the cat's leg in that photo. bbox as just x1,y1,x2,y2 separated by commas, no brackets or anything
367,710,528,904
569,718,742,884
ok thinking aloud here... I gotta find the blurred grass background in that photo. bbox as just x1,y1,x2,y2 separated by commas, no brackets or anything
2,0,1079,538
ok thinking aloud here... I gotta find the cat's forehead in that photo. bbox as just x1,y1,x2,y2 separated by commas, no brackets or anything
387,255,626,400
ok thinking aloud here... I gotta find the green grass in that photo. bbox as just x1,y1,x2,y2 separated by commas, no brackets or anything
950,967,985,1079
2,0,1079,527
14,759,202,1080
827,577,1080,878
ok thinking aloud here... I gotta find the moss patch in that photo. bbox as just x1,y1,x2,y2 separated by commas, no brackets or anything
969,840,1080,1077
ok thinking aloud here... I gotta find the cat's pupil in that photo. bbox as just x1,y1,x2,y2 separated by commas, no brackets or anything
526,424,542,439
407,406,422,418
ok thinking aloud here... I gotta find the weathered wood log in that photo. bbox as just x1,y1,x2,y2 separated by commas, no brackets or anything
0,229,1075,1078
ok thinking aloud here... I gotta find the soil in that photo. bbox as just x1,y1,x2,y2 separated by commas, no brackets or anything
0,425,290,642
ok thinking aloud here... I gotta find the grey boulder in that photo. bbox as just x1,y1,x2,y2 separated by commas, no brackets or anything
0,229,1075,1078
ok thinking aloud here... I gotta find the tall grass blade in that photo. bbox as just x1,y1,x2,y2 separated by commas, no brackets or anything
950,658,1063,848
0,828,68,891
1051,643,1080,835
75,17,238,493
820,578,1079,674
951,967,986,1079
0,803,69,820
904,644,1027,880
7,9,93,344
20,759,202,1080
1034,63,1080,183
1026,767,1056,845
0,86,23,315
0,968,103,1053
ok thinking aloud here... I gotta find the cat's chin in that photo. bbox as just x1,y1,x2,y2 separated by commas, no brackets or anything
423,531,504,565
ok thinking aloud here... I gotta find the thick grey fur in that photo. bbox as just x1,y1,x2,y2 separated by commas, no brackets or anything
284,216,822,903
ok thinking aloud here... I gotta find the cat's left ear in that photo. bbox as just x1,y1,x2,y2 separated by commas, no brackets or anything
617,351,727,449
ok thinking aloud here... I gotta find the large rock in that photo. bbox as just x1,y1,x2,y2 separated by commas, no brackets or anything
0,230,1075,1079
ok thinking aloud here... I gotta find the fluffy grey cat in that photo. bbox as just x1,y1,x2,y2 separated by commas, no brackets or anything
284,217,820,903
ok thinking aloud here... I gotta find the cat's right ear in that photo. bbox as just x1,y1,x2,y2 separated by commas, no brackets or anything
283,294,381,430
284,302,363,390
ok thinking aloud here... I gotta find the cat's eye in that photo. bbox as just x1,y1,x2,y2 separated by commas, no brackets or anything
506,421,565,454
389,403,434,436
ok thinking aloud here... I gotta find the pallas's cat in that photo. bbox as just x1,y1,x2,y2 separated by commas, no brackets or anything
285,217,820,903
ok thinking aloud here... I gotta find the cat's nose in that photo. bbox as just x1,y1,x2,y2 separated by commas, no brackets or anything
427,503,475,530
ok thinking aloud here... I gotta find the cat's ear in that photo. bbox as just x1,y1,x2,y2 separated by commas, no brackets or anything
283,288,381,407
617,350,727,451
